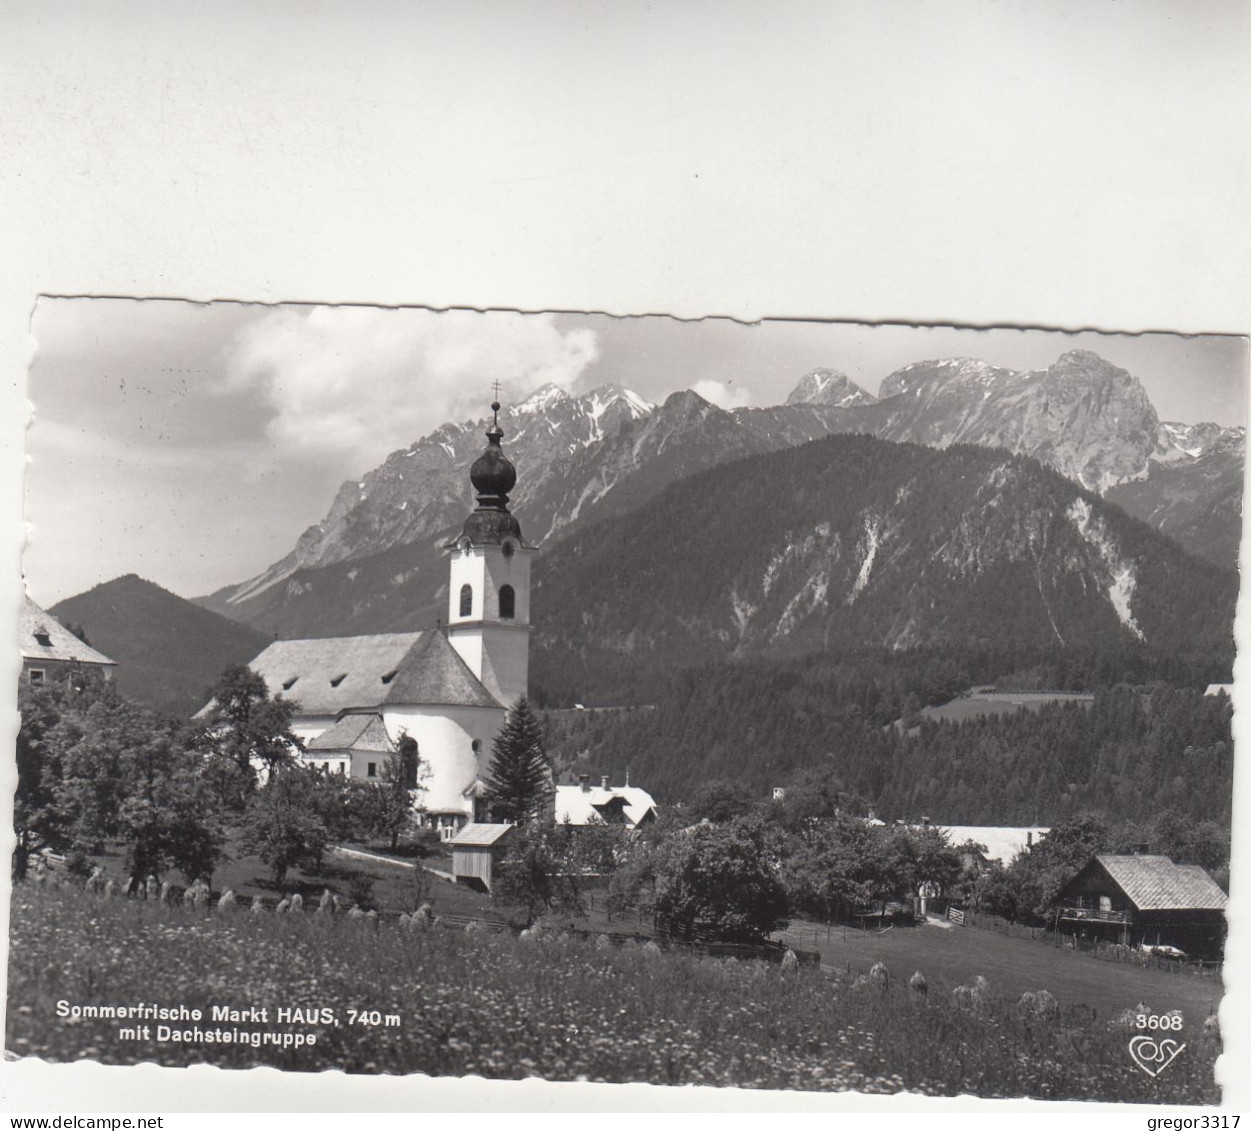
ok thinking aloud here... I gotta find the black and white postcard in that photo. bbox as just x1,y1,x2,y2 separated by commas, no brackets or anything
3,0,1248,1118
8,303,1244,1107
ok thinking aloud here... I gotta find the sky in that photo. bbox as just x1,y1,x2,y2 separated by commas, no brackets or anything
23,299,1248,608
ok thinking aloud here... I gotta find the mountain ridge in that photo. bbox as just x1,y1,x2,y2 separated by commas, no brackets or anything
50,574,272,717
185,349,1240,637
530,432,1237,705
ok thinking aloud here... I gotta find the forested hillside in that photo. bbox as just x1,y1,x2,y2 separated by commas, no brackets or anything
50,575,272,717
542,665,1233,827
531,434,1237,706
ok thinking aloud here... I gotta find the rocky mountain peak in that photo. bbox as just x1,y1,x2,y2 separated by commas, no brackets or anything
878,357,1017,400
197,348,1243,635
583,384,655,417
1044,350,1147,400
658,388,721,417
515,383,573,413
785,368,877,408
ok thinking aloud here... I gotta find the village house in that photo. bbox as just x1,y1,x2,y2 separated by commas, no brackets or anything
1057,852,1228,959
939,824,1049,868
554,774,658,829
198,399,534,840
20,594,117,687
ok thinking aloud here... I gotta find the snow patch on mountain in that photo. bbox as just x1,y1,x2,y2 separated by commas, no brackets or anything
786,368,877,409
729,585,757,637
516,383,572,413
775,567,830,639
762,547,788,596
1066,498,1145,640
847,515,881,604
225,566,297,605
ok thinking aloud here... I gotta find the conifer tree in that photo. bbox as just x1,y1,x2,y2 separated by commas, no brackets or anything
483,698,553,825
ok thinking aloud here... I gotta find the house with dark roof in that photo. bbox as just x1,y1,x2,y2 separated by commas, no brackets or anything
1057,853,1228,959
305,712,395,780
197,399,536,839
20,594,118,686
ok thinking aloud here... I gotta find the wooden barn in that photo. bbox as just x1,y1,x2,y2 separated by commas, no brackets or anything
448,822,515,892
1057,853,1228,959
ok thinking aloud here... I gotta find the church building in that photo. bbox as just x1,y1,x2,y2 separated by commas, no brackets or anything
219,400,534,838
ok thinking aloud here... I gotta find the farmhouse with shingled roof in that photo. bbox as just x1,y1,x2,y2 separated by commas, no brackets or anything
199,398,535,839
20,594,118,687
1057,853,1228,958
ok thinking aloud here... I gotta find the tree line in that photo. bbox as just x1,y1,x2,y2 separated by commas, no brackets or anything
494,759,1232,943
14,665,419,889
540,658,1234,828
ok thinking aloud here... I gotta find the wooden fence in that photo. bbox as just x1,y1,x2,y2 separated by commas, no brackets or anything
960,909,1222,978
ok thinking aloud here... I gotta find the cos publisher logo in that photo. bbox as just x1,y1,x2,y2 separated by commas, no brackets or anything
1128,1035,1187,1077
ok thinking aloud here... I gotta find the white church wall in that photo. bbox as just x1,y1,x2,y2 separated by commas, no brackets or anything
473,625,530,709
291,716,336,745
382,703,506,817
447,629,484,683
349,749,389,781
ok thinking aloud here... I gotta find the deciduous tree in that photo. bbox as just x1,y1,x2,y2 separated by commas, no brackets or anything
651,815,789,942
238,767,332,885
194,664,303,810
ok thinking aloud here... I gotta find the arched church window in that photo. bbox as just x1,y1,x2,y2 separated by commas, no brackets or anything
459,584,473,617
499,585,515,620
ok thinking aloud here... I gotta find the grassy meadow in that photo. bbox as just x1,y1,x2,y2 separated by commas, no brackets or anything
779,919,1223,1022
6,881,1221,1103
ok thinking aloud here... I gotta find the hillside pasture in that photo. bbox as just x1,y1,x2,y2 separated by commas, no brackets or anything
6,882,1220,1103
777,917,1222,1022
918,691,1095,725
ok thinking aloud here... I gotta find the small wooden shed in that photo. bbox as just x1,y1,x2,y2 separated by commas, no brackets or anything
449,822,515,893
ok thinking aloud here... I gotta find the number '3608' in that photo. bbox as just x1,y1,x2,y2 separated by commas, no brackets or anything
1137,1013,1184,1031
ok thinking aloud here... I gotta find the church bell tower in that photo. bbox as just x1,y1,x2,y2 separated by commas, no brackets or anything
444,397,534,708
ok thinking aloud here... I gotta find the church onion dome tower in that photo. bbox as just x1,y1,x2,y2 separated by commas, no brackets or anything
458,401,525,546
444,395,535,711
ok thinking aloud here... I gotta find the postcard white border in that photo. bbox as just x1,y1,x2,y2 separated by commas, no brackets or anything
3,0,1249,1117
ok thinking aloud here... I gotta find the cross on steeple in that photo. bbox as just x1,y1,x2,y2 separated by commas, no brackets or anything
490,380,502,427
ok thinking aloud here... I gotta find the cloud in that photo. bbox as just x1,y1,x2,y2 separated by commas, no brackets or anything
691,378,752,410
222,306,600,466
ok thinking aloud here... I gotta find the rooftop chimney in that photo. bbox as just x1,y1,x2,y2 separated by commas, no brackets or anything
578,773,590,792
601,775,610,790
